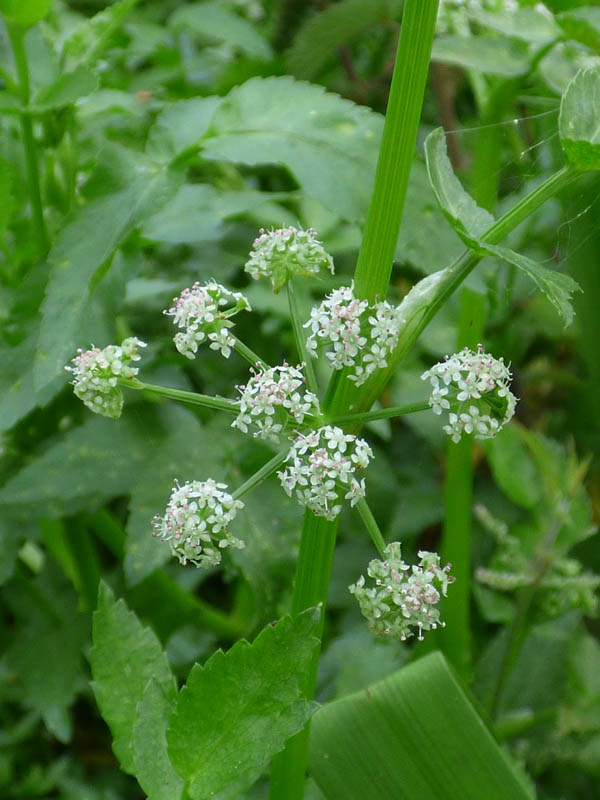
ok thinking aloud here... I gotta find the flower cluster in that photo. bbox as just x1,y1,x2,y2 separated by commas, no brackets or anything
232,363,320,443
164,281,250,359
278,426,373,520
304,284,404,386
421,345,517,443
349,543,454,641
245,226,334,292
152,479,245,568
65,337,146,419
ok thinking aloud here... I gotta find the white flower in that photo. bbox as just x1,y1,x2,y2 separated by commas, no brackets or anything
65,337,146,419
152,479,245,568
164,281,250,359
305,284,404,386
232,363,320,443
245,226,334,292
349,543,454,641
277,426,373,520
422,345,517,443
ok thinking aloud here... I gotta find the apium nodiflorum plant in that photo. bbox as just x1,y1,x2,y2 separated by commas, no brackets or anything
68,224,526,640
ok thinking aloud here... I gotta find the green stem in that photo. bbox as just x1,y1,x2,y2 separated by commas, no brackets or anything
232,336,268,369
7,23,48,256
232,449,289,500
287,278,319,396
438,288,485,680
353,0,441,303
328,402,429,427
355,497,386,557
123,378,237,414
270,4,440,797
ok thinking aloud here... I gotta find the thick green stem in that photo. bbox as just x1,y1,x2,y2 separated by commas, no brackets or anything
7,23,48,256
355,497,387,557
438,288,485,680
287,279,319,396
124,378,237,413
328,402,429,427
270,4,440,797
232,450,289,500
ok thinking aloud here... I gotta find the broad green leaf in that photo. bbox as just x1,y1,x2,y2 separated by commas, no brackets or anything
559,66,600,169
133,679,184,800
432,35,530,77
5,567,87,742
124,406,224,586
469,7,560,45
484,424,544,509
62,0,140,69
539,41,600,95
147,96,221,161
286,0,402,80
142,184,224,244
34,145,181,391
31,65,98,110
309,652,534,800
200,76,383,222
91,582,176,775
483,243,581,326
557,7,600,54
424,127,495,245
0,412,156,519
170,2,272,60
396,160,463,273
167,610,320,800
0,0,52,26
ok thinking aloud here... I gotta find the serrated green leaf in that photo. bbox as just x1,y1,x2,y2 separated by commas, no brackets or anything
309,652,534,800
557,7,600,54
31,65,98,109
424,127,495,245
34,145,181,391
167,610,320,799
124,406,224,586
142,184,224,244
432,35,530,77
559,66,600,169
200,76,383,222
484,243,581,326
133,679,184,800
0,412,156,519
424,128,580,325
286,0,402,81
91,582,176,775
170,2,272,60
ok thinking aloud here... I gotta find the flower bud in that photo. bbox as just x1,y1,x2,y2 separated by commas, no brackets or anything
350,543,454,641
304,283,404,387
152,479,245,568
65,337,146,419
164,281,250,359
278,426,373,520
245,226,334,292
421,345,517,443
232,362,320,443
